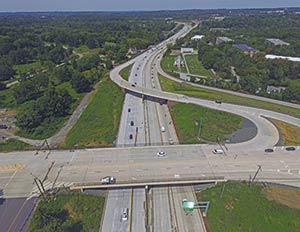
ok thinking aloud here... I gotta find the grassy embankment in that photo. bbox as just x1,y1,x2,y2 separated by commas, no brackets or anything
198,181,300,232
64,77,124,147
0,139,31,152
184,54,212,77
161,53,187,78
170,103,242,144
159,74,300,118
270,119,300,145
28,192,105,232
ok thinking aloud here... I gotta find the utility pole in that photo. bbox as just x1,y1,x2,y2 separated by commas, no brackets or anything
251,165,262,183
197,118,202,139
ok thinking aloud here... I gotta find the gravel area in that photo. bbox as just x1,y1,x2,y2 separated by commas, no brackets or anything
225,118,257,143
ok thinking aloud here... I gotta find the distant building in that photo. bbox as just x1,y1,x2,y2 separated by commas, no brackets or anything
209,28,230,32
174,56,184,67
191,35,204,41
233,44,258,56
181,48,194,54
266,85,286,94
216,37,234,45
266,38,290,46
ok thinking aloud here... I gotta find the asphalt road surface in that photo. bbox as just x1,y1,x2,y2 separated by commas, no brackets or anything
0,197,37,232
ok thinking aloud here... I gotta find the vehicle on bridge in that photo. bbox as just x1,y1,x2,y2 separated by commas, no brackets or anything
101,176,116,184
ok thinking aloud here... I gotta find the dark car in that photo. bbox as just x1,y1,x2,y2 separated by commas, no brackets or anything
286,146,296,151
128,108,131,113
131,84,136,87
265,148,274,153
129,134,133,139
215,100,222,104
130,121,134,126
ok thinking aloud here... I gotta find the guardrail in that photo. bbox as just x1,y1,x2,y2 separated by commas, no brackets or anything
70,177,226,191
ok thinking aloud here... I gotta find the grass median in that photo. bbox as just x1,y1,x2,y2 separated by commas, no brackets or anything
184,54,212,77
159,74,300,118
170,103,242,144
198,181,300,232
64,77,124,147
28,192,105,232
270,119,300,145
119,64,133,81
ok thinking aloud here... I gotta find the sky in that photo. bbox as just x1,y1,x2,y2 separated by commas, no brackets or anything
1,0,300,12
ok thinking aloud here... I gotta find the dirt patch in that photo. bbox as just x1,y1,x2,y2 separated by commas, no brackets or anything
263,185,300,209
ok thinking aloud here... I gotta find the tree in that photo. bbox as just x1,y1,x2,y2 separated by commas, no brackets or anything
71,72,92,93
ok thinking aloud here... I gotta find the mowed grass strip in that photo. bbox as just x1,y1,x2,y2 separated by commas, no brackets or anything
159,74,300,118
0,139,31,152
29,192,105,232
270,119,300,145
161,53,180,78
184,54,212,77
170,103,242,144
64,77,124,147
119,64,133,81
198,182,300,232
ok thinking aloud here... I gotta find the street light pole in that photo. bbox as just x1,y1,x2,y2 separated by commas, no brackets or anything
197,118,202,139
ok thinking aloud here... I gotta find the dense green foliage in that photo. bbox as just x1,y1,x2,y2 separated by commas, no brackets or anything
170,103,242,143
64,78,124,147
174,14,300,103
29,193,105,232
0,13,176,138
198,182,300,232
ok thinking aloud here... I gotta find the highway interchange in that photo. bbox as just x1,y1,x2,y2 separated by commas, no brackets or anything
1,23,300,231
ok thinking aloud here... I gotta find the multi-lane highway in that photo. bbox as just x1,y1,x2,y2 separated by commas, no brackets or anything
1,22,300,232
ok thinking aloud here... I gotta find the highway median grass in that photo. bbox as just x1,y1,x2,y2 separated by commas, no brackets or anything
170,103,242,143
64,77,124,147
159,74,300,118
161,53,181,78
198,181,300,232
184,54,212,77
29,192,105,232
270,119,300,145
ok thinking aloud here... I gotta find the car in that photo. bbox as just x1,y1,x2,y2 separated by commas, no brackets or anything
128,108,131,113
215,100,222,104
129,134,133,139
101,176,116,184
121,208,129,221
169,138,174,145
135,73,137,76
156,151,166,157
264,148,274,153
130,121,134,126
131,84,136,87
286,146,296,151
212,148,224,154
161,126,166,132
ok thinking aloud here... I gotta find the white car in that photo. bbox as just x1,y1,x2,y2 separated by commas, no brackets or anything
121,208,129,221
101,176,116,184
212,148,224,154
156,151,166,157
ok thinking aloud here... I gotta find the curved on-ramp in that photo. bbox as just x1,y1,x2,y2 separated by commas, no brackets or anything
110,26,300,150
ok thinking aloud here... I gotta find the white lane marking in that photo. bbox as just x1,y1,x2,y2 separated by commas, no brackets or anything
4,170,17,189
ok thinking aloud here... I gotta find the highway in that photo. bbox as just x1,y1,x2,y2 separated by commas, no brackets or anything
1,23,300,232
